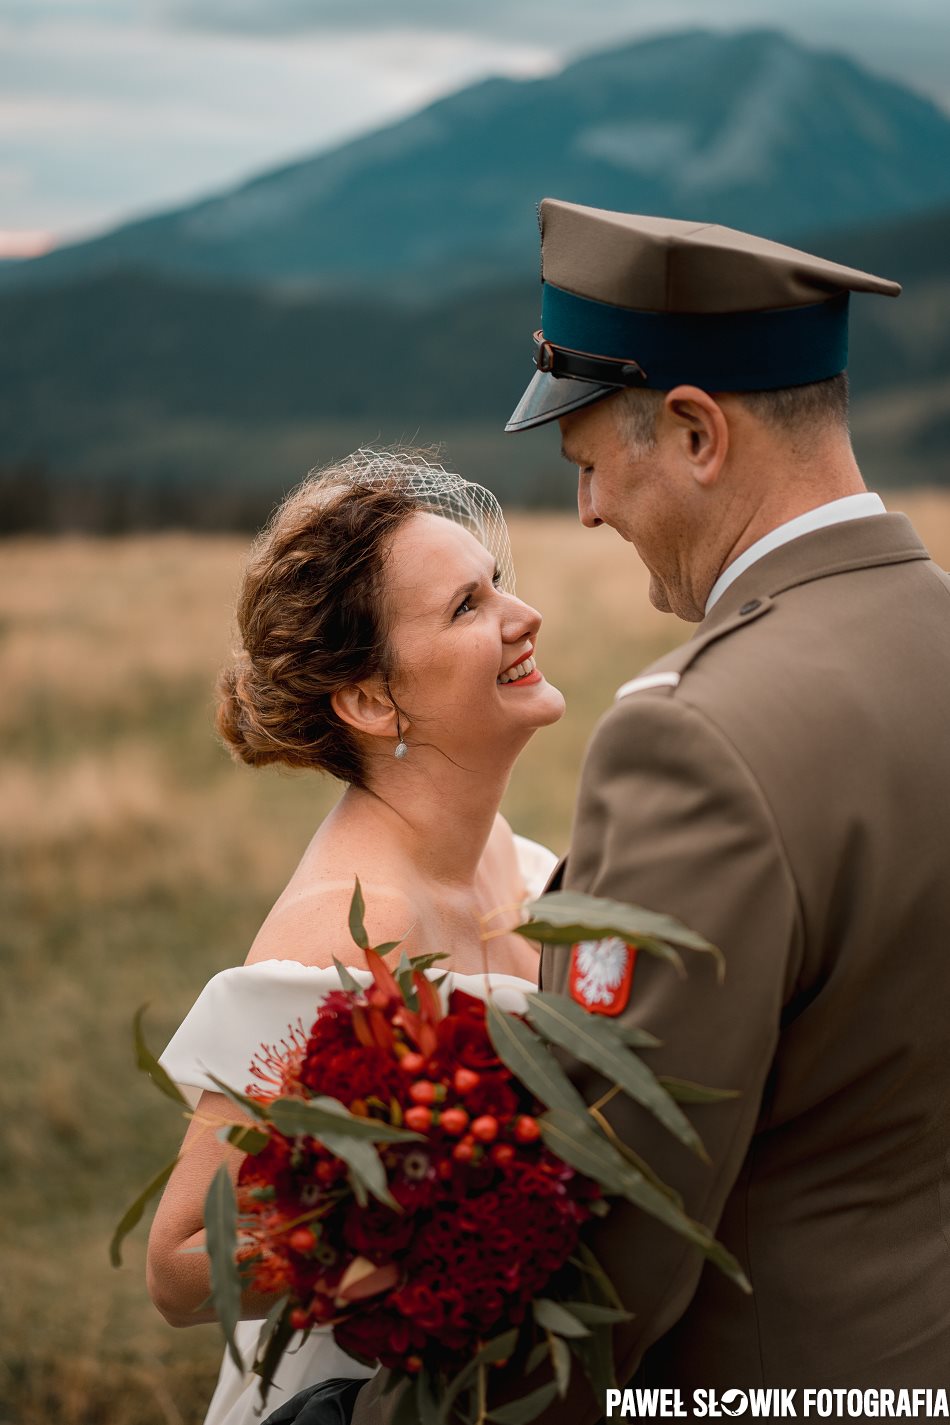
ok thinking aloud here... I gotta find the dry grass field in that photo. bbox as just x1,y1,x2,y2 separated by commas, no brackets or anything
3,495,950,1424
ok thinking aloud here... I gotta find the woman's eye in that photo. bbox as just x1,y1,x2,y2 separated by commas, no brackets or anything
453,596,474,618
492,570,502,587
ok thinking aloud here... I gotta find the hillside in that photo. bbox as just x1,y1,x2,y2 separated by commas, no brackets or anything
6,28,950,297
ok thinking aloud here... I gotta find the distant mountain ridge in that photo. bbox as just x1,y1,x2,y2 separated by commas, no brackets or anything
8,27,950,297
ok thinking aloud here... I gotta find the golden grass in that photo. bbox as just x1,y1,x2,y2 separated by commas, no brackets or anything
1,494,945,1423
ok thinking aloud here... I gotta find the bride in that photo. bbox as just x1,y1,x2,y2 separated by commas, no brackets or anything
147,450,565,1424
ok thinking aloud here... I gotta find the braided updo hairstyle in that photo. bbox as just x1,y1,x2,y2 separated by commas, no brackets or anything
216,461,419,786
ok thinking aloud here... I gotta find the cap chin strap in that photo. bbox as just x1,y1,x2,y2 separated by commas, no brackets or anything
533,329,649,389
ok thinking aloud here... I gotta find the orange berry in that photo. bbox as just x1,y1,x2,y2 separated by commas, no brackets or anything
409,1080,437,1106
439,1107,469,1136
453,1137,477,1162
471,1114,499,1143
288,1227,316,1253
491,1142,516,1166
290,1307,311,1331
453,1068,480,1095
514,1115,541,1143
405,1105,433,1132
400,1052,426,1074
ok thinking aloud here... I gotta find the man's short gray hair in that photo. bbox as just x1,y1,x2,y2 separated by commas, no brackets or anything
613,374,851,451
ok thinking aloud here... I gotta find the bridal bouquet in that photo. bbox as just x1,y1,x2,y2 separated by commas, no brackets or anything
114,884,748,1424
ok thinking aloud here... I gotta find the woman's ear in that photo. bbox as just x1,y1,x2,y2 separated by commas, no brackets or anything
663,385,729,487
331,681,401,741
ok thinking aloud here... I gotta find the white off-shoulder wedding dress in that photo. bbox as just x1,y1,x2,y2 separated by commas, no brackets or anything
158,834,557,1425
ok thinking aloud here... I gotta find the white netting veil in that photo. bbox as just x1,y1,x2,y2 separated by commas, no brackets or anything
305,448,516,594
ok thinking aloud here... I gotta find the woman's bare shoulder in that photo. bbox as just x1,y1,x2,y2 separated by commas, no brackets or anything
245,880,419,968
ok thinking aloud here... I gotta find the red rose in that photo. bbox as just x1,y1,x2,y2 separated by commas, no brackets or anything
435,1014,502,1072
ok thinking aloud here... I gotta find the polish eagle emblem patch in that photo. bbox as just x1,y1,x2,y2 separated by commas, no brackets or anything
569,937,636,1016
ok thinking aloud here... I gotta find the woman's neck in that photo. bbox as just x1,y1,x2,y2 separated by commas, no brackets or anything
339,743,521,889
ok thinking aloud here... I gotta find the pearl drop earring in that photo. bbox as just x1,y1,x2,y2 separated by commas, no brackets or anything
394,712,408,760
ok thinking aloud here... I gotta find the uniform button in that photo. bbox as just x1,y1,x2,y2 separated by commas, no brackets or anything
739,599,761,615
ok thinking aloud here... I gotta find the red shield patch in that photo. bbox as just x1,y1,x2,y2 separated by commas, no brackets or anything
569,938,636,1016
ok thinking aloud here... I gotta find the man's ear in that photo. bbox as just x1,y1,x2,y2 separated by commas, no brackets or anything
331,681,401,741
663,385,729,487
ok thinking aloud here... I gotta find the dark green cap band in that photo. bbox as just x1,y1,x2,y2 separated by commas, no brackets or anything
540,283,850,391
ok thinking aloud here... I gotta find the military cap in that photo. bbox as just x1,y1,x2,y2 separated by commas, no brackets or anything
506,199,901,432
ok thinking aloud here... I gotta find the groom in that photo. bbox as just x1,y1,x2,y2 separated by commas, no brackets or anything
498,200,950,1415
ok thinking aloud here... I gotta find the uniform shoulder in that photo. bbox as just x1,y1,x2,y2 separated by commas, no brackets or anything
611,596,774,710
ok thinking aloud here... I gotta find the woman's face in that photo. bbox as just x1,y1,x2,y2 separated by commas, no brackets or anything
383,512,565,760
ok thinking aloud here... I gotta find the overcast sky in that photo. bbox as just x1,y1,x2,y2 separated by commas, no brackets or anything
3,0,950,255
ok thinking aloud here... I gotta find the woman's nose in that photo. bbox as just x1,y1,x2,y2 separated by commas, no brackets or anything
502,595,541,644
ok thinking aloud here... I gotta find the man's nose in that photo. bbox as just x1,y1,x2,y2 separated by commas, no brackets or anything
577,470,603,528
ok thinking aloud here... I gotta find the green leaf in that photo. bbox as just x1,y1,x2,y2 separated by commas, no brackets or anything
349,876,369,950
485,1003,588,1116
657,1075,740,1103
572,1242,625,1311
133,1004,190,1107
251,1292,290,1370
205,1071,270,1121
615,1023,662,1050
533,1298,590,1338
110,1153,179,1267
526,993,708,1160
548,1333,571,1397
406,951,450,973
568,1325,617,1401
267,1095,422,1144
417,1369,440,1425
392,1379,420,1425
317,1128,398,1209
559,1302,633,1325
438,1329,520,1424
371,939,404,956
517,889,723,977
540,1109,750,1292
251,1302,296,1407
333,957,362,993
487,1382,559,1424
204,1164,244,1374
218,1124,270,1154
524,1342,548,1376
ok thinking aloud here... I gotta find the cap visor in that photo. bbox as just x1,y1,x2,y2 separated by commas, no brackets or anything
504,370,617,433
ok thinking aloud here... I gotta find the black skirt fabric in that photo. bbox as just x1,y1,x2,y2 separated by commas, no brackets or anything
261,1376,368,1424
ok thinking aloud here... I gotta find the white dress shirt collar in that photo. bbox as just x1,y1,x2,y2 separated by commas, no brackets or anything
704,492,887,614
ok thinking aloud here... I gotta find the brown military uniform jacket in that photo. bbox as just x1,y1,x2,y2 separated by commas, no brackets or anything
540,511,950,1416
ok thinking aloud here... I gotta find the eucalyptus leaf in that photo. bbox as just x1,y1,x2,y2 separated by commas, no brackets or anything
333,957,362,993
252,1305,296,1407
485,1003,588,1116
267,1095,422,1144
110,1152,179,1267
133,1004,190,1107
657,1075,740,1103
487,1382,559,1424
533,1298,590,1338
348,877,369,950
559,1302,633,1325
205,1071,270,1122
371,940,404,956
406,952,450,973
417,1369,440,1425
524,1342,549,1376
526,993,708,1160
540,1109,750,1291
439,1329,519,1424
219,1124,270,1155
517,889,722,976
204,1164,244,1373
252,1293,291,1370
568,1324,618,1401
548,1333,571,1397
318,1128,398,1209
573,1242,625,1311
614,1023,662,1050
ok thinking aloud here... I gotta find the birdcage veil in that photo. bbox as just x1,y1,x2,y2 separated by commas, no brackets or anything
306,448,516,593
